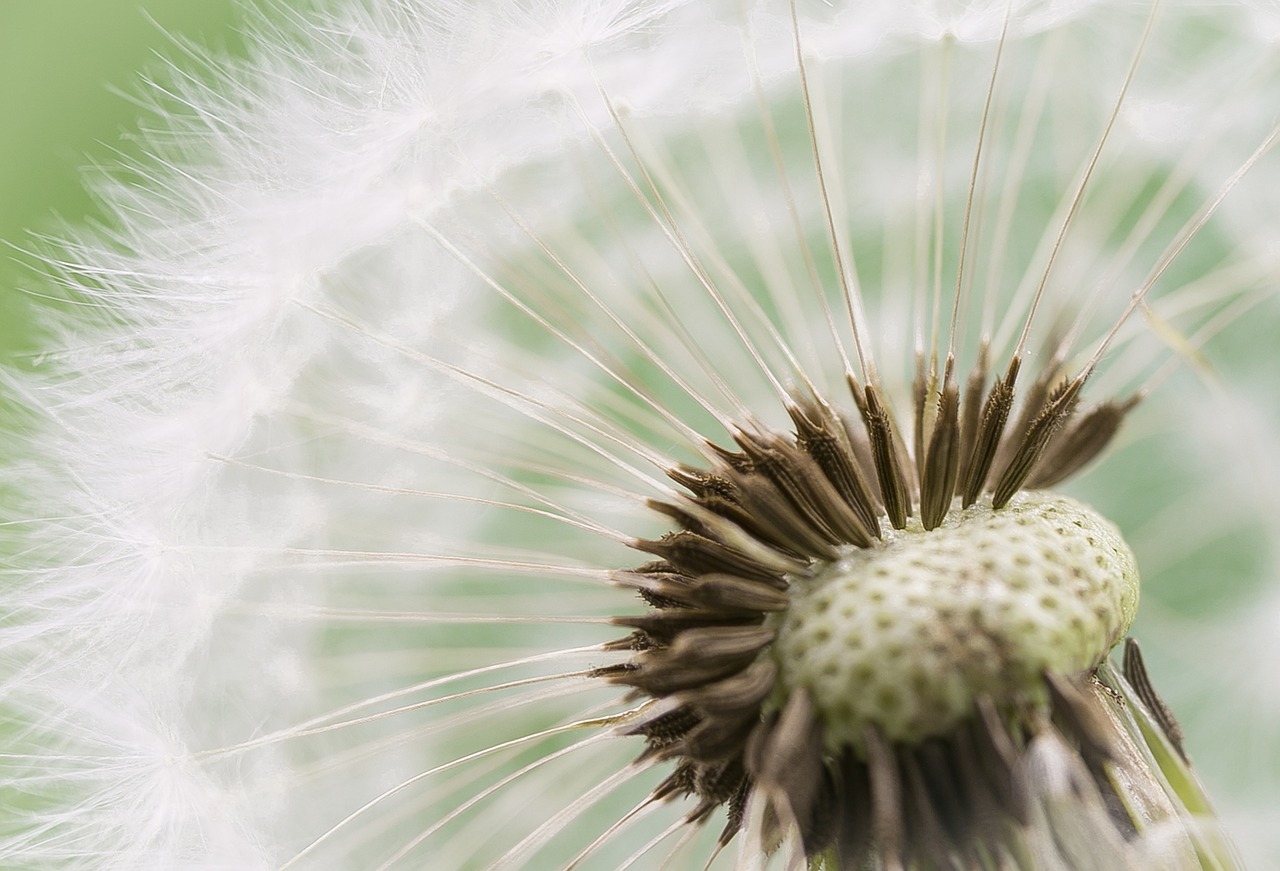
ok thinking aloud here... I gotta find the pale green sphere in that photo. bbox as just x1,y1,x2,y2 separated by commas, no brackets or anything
771,491,1139,750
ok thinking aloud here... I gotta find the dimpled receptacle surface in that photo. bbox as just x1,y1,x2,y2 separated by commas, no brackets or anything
771,491,1139,751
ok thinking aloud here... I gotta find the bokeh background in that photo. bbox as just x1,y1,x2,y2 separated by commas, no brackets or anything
0,1,244,361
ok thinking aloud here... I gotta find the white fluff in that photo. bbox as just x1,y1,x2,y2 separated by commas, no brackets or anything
4,1,1279,868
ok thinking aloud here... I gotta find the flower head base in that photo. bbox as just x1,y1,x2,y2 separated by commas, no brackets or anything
779,491,1138,749
602,344,1170,865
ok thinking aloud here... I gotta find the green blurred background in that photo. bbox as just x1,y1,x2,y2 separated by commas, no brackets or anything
0,1,245,362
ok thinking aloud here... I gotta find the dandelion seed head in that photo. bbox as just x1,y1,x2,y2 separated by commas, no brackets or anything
6,0,1280,868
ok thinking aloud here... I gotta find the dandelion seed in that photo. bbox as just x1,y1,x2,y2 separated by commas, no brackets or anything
4,1,1280,870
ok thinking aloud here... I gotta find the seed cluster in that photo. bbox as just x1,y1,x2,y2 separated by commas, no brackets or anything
596,358,1175,862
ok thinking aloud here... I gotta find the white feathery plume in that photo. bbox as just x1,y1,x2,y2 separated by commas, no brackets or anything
3,1,1279,869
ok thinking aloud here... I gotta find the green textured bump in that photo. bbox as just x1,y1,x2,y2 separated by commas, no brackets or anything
771,491,1139,750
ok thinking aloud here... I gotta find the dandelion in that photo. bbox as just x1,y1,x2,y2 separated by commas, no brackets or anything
4,0,1280,869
